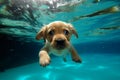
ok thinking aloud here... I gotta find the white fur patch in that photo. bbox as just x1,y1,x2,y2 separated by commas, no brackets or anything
50,47,69,57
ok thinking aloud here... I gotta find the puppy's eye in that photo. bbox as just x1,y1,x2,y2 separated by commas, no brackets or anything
48,30,54,36
64,30,69,35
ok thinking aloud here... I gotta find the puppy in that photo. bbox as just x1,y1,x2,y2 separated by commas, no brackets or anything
36,21,82,66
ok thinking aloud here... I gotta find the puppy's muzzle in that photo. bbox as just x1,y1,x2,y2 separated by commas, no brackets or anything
55,39,65,45
55,38,66,50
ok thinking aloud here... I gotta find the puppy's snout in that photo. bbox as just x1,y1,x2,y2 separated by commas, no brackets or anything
55,39,65,45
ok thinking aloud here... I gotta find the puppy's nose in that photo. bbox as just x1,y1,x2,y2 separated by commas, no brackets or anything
55,39,65,44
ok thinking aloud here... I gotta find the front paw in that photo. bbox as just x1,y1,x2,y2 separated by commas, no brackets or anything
39,51,51,67
72,56,82,63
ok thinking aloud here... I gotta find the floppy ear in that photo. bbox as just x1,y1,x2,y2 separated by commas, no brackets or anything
68,23,78,38
36,26,47,40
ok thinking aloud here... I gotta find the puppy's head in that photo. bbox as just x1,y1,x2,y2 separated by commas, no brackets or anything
36,21,78,50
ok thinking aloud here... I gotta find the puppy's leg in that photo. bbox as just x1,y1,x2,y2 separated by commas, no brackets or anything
39,50,50,66
70,47,82,63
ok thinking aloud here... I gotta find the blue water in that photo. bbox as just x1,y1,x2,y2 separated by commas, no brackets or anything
0,0,120,80
0,53,120,80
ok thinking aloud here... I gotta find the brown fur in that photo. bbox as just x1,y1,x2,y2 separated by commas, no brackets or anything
36,21,82,66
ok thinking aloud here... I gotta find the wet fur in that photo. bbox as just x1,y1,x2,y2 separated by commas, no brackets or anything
36,21,82,66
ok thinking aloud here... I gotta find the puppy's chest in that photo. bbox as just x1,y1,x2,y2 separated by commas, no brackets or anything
49,48,69,56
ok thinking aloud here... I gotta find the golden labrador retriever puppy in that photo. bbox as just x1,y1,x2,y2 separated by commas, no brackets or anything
36,21,82,66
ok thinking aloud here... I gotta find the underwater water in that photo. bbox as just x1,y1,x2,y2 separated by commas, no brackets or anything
0,0,120,80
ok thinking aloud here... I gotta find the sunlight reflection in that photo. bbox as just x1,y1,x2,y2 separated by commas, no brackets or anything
97,65,107,69
43,71,51,79
18,75,31,80
93,65,108,70
64,63,83,68
47,62,83,70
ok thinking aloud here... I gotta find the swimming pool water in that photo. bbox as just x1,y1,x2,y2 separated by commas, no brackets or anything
0,0,120,80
